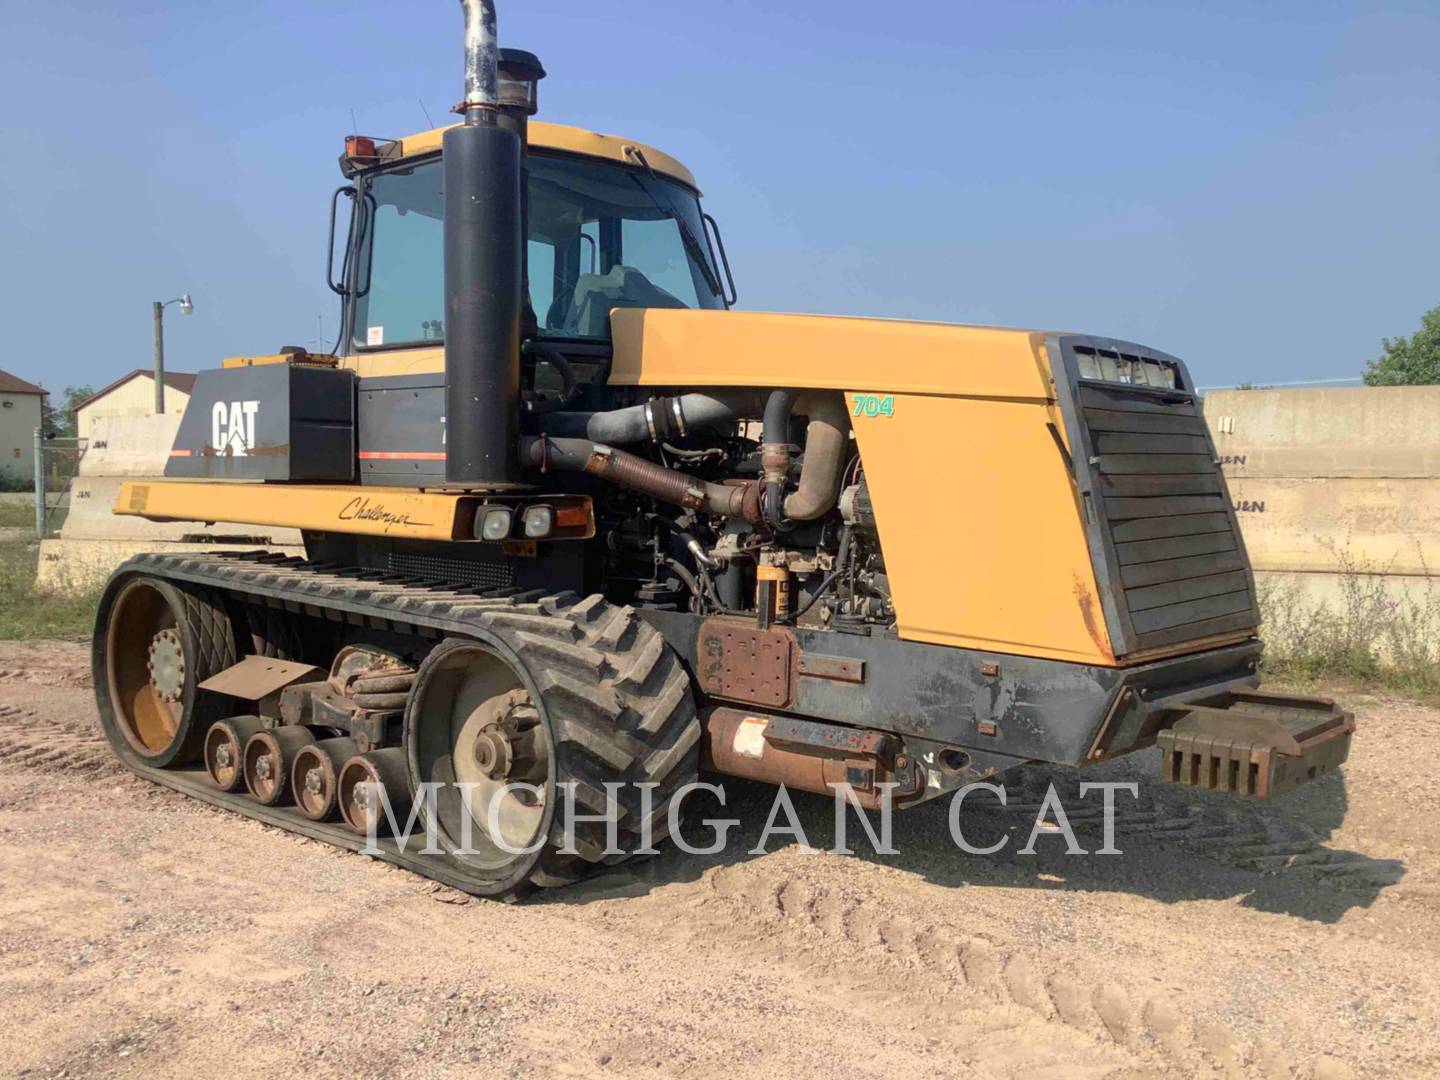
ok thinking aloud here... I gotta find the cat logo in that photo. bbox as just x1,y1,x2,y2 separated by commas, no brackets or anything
211,400,260,457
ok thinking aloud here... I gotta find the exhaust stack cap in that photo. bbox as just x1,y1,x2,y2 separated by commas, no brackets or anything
498,48,546,116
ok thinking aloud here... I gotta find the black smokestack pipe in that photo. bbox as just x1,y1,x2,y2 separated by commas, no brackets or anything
444,0,523,486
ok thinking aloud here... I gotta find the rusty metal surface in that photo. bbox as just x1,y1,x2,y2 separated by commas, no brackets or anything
202,715,265,793
762,715,893,760
795,653,865,684
1157,690,1355,799
700,707,921,808
695,617,794,707
199,656,325,701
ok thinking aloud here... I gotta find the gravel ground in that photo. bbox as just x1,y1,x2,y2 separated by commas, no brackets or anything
0,640,1437,1078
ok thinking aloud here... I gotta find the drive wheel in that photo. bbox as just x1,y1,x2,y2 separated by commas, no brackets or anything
94,574,237,769
406,593,699,899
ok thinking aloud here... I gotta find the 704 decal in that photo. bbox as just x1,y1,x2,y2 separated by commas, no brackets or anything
850,394,895,418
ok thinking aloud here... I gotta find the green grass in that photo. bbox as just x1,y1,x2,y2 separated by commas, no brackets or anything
0,501,37,528
0,541,99,640
1257,544,1440,696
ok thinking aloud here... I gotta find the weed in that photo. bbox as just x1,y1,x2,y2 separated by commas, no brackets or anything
1257,540,1440,694
0,541,99,640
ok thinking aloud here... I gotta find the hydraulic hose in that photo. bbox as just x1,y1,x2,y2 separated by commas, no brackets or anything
520,339,580,415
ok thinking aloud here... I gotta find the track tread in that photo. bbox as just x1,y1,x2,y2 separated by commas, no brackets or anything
98,553,699,900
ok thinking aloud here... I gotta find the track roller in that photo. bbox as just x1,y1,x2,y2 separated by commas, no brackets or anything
338,748,411,837
290,737,360,821
243,727,316,806
203,716,265,792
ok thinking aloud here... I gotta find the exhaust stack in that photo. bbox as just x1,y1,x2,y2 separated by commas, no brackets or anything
443,0,524,487
460,0,501,110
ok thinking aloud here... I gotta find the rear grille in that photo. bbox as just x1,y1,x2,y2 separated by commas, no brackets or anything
386,551,514,591
1056,340,1259,656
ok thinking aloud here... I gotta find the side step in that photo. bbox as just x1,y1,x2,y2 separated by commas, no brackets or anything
1157,691,1354,800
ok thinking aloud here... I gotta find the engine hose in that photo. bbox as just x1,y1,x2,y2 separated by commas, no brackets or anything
521,339,580,415
760,390,798,531
540,390,768,443
758,390,852,528
658,556,705,611
644,512,721,569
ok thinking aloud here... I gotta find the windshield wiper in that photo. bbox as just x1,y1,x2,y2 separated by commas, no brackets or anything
624,153,723,300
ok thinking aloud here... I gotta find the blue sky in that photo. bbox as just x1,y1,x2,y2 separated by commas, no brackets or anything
1,1,1436,395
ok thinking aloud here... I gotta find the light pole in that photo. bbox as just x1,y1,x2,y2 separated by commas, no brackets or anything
152,294,194,414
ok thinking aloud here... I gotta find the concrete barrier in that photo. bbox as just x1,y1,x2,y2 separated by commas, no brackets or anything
36,414,302,593
1204,386,1439,654
1206,386,1440,575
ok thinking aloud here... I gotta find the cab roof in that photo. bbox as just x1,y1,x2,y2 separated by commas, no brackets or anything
394,120,698,192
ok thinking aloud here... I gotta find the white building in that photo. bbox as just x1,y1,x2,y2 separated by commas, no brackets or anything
0,369,47,485
73,370,196,441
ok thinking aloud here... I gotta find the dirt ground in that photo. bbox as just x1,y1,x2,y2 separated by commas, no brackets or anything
1,640,1437,1079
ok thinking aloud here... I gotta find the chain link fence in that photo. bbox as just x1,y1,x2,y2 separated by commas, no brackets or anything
33,431,87,539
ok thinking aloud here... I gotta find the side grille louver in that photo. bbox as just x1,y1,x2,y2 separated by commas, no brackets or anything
1057,341,1260,656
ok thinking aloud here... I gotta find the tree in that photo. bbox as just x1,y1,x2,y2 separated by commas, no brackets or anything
40,385,96,439
1363,304,1440,386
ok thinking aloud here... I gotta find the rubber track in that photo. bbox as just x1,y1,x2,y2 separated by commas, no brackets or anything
171,581,239,764
102,551,700,897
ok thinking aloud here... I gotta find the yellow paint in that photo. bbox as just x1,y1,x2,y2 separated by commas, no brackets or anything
607,308,1107,660
222,354,290,368
849,391,1115,664
396,120,698,191
606,309,1254,664
610,309,1057,399
117,482,479,542
343,346,445,379
223,353,337,369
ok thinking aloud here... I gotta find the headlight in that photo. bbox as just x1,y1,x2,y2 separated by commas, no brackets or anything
521,505,554,539
476,506,513,541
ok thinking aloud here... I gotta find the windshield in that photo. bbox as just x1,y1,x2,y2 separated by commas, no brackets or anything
351,152,723,349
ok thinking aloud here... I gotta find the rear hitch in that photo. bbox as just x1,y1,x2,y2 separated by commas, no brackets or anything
1157,690,1354,800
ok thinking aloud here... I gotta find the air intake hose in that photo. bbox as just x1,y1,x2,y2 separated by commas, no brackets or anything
760,390,852,525
540,390,768,443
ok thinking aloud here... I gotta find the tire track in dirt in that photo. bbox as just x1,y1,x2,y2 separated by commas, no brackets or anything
0,703,115,774
982,767,1404,888
670,859,1358,1080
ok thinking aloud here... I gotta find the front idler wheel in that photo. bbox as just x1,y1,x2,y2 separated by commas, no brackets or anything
94,575,237,769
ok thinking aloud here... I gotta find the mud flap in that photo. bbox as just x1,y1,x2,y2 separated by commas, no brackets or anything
1157,691,1354,800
